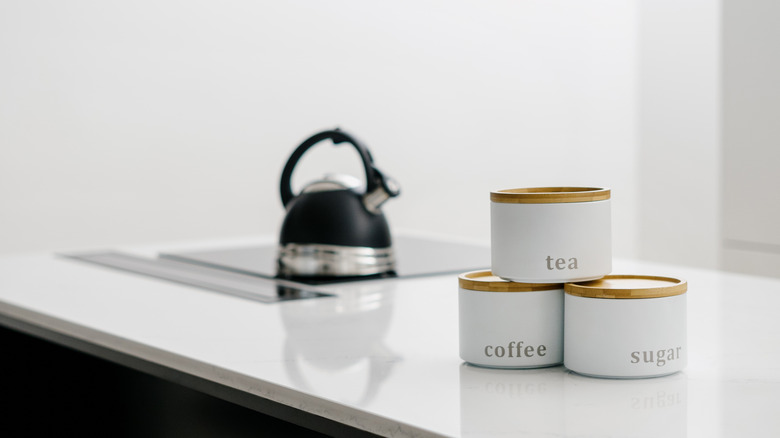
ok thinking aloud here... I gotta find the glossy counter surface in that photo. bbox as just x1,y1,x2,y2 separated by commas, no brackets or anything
1,235,779,437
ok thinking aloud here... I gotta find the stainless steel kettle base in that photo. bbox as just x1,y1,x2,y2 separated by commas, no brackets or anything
276,243,395,278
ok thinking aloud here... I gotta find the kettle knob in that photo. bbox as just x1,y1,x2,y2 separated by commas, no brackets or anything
363,168,401,213
279,128,399,213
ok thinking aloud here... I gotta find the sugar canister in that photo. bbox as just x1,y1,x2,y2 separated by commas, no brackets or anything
564,275,687,378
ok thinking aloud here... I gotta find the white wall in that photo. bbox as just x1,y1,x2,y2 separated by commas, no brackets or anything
722,0,780,277
636,0,721,269
1,1,638,257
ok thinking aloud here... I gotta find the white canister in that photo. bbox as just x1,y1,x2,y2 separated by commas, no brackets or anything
563,275,687,379
459,270,563,369
490,187,611,283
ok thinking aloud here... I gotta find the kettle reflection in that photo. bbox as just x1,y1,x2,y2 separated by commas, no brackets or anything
279,280,400,406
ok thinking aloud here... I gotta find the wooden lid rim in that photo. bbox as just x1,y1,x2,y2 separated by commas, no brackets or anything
490,187,610,204
564,274,687,299
458,270,563,292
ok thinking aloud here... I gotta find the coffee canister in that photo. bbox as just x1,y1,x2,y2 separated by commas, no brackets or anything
563,275,687,378
490,187,611,283
458,270,563,369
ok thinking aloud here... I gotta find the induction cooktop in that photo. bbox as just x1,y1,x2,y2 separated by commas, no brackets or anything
159,234,490,284
63,234,490,304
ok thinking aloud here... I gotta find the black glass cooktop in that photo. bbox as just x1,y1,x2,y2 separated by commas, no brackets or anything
159,234,490,285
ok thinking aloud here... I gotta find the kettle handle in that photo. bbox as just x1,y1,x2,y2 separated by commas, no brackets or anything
280,128,381,207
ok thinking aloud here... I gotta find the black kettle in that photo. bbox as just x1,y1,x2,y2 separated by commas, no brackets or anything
276,129,400,279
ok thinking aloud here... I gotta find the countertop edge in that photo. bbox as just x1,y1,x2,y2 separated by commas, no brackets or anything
0,300,448,438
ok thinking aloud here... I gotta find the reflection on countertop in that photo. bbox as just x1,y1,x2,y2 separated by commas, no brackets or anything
460,363,687,438
279,280,400,406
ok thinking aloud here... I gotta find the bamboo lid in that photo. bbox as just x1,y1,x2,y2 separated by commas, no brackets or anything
490,187,610,204
458,270,562,292
564,275,687,299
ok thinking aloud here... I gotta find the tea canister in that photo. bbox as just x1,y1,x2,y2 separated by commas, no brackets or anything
458,270,563,369
563,275,687,379
490,187,611,283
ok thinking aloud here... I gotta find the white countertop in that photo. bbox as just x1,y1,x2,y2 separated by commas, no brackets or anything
1,234,779,437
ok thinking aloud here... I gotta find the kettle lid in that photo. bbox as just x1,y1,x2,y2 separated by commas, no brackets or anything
299,174,362,195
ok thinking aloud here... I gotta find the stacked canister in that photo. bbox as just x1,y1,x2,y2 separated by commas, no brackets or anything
458,187,687,378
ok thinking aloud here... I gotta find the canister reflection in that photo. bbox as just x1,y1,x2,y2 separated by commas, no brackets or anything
459,363,566,437
278,280,400,406
460,364,688,437
563,371,688,438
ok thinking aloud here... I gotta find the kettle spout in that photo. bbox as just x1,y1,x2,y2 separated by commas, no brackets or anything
363,168,400,214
